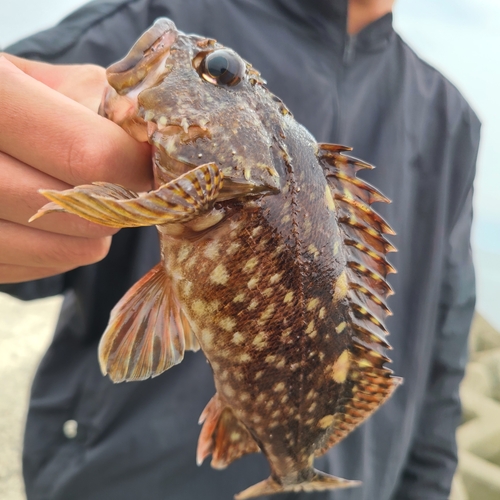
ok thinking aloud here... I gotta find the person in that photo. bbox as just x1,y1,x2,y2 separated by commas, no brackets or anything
0,1,480,499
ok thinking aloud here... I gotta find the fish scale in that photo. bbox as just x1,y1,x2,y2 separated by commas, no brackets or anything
32,17,402,500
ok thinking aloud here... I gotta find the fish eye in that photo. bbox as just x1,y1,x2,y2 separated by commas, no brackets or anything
201,50,244,87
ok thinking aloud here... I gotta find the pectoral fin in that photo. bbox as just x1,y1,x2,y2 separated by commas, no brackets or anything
99,263,199,383
30,162,222,228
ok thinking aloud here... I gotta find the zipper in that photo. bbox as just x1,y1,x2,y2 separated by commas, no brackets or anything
332,34,356,142
343,34,357,65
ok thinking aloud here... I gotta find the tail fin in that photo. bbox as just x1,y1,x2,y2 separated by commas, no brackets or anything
235,469,360,500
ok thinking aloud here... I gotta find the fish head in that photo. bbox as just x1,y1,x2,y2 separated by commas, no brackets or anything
100,18,284,198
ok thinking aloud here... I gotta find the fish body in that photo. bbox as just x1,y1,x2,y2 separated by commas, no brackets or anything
33,19,401,499
163,127,346,476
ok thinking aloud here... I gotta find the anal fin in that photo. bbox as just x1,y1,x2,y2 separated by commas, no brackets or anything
98,263,199,383
30,162,222,227
197,394,260,469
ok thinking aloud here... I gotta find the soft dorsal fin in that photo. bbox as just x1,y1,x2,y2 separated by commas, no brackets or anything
316,144,401,455
315,356,402,456
98,263,199,382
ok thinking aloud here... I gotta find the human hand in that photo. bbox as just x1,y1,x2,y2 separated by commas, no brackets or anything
0,55,153,284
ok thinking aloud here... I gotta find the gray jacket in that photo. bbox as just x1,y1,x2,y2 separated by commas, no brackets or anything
3,1,480,499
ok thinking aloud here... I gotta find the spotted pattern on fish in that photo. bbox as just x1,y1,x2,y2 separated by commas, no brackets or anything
33,18,401,499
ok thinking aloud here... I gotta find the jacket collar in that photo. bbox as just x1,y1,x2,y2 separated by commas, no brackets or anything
273,0,347,28
353,12,395,53
272,0,394,55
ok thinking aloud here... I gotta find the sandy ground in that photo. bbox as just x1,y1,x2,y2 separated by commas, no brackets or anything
0,293,62,500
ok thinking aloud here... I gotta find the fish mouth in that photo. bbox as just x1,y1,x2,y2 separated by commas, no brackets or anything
106,18,177,96
98,19,178,141
149,122,211,142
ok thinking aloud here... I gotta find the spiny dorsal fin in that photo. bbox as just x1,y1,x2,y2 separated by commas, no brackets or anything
319,141,396,300
344,239,396,278
98,263,199,382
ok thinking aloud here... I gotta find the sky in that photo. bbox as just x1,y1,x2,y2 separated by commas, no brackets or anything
392,0,500,328
1,0,499,328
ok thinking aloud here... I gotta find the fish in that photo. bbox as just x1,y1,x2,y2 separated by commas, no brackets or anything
31,18,402,500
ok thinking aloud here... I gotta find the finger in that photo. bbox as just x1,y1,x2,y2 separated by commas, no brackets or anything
0,53,106,112
0,152,117,238
0,264,71,284
0,57,153,192
0,219,112,269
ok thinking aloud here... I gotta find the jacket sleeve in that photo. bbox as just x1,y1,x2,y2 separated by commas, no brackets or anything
0,276,67,301
392,109,480,499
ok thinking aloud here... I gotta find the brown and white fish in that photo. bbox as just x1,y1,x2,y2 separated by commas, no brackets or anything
31,18,402,500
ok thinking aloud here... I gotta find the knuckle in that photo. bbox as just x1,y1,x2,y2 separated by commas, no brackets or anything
65,132,112,184
78,236,112,265
78,218,119,239
65,134,90,183
0,59,12,92
81,64,107,84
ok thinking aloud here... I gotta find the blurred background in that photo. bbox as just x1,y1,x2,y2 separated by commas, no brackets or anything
0,1,499,499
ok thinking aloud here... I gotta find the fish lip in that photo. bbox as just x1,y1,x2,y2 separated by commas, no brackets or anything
99,19,179,133
105,18,178,96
